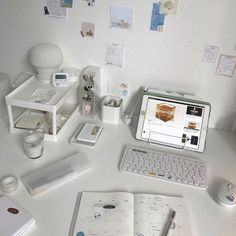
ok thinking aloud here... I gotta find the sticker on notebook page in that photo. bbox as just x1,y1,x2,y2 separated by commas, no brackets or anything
7,208,19,214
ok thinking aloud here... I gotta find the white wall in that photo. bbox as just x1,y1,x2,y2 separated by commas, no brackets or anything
0,0,236,130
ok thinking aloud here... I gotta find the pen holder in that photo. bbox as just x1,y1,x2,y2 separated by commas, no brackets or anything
101,96,123,124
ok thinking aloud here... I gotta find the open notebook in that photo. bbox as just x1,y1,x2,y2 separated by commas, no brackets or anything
69,192,193,236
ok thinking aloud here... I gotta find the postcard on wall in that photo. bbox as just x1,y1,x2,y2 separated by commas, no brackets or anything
150,3,165,32
216,54,236,77
110,5,133,30
107,80,129,97
202,45,219,63
105,42,125,68
119,81,129,97
83,0,96,7
44,0,67,19
81,22,95,38
159,0,179,15
61,0,73,8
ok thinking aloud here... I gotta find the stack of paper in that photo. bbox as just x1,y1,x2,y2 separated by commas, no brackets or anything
0,196,35,236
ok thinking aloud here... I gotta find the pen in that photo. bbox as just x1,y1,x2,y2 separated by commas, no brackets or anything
161,209,176,236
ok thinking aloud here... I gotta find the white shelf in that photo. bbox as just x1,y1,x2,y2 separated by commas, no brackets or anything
6,76,76,111
5,76,79,142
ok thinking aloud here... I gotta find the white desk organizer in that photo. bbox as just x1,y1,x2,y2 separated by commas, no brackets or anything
5,76,79,142
101,96,123,124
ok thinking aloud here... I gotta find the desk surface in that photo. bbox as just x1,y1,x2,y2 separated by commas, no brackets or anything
0,114,236,236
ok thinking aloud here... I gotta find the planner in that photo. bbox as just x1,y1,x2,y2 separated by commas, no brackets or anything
69,192,193,236
0,196,35,236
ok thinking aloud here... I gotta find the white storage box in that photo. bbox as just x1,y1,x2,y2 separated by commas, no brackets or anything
5,76,79,142
0,73,10,117
101,96,123,124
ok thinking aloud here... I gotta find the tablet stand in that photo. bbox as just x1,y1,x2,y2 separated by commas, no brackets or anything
147,131,190,150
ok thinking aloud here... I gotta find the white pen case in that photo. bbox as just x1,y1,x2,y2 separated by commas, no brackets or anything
22,153,92,196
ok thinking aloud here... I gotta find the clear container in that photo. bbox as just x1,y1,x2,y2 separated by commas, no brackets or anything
23,131,44,159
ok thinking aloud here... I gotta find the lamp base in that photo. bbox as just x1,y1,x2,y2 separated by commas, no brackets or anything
36,67,59,82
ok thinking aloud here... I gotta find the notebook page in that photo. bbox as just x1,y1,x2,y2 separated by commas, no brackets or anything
134,194,192,236
73,192,134,236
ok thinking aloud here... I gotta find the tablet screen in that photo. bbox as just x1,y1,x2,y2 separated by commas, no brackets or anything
140,96,205,150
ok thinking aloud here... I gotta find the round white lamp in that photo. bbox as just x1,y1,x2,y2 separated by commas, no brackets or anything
29,43,63,82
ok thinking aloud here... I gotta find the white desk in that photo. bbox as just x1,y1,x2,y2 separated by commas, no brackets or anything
0,114,236,236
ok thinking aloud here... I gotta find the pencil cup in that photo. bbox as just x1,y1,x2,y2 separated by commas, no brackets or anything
23,131,44,159
101,96,123,124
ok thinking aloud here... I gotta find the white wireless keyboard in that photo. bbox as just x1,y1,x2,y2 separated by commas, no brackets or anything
119,145,207,189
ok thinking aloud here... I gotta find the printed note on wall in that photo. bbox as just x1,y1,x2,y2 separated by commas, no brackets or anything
105,42,125,68
44,0,67,19
202,45,219,63
216,54,236,77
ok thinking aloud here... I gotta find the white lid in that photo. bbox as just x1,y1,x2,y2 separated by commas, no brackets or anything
0,72,10,90
0,175,19,193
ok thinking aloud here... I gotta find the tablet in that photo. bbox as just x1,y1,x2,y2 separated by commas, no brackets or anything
136,94,211,152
